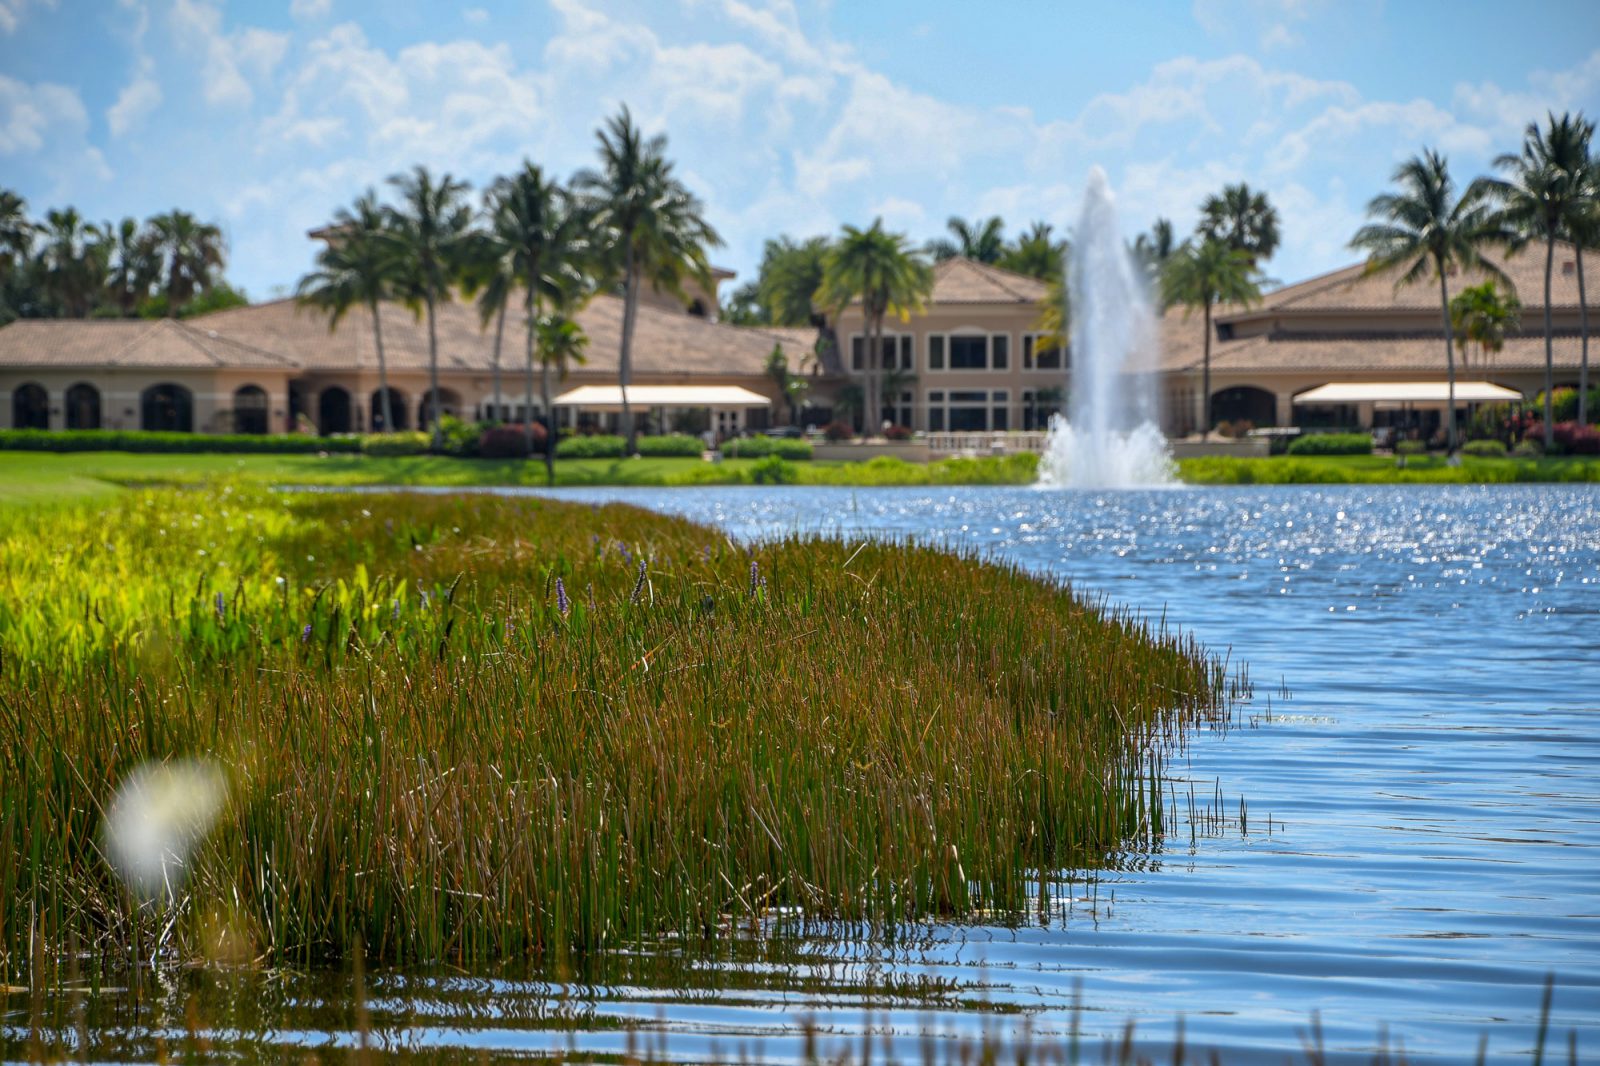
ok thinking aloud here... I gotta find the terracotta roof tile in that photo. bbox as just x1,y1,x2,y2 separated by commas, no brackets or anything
930,258,1050,304
0,318,300,370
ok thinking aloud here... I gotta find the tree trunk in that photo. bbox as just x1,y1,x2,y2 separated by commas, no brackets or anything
490,298,507,422
1201,301,1212,440
426,293,443,451
1437,257,1458,454
524,290,538,455
620,241,638,455
1578,242,1590,426
1543,234,1555,449
872,315,884,437
370,299,393,434
541,360,555,486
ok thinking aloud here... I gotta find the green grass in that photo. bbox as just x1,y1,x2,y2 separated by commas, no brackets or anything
1178,453,1600,484
0,486,1228,973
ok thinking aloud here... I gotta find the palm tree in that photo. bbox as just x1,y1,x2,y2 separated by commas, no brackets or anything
1133,218,1175,301
489,162,592,457
757,234,836,366
1481,111,1594,446
467,184,520,424
927,216,1005,263
37,207,106,317
149,210,225,313
817,219,932,435
535,312,588,483
296,191,403,432
575,106,721,455
387,166,474,448
1000,221,1067,281
1449,281,1520,373
1198,183,1280,264
1350,150,1510,453
0,190,34,283
1566,141,1599,424
103,217,159,317
1163,238,1266,440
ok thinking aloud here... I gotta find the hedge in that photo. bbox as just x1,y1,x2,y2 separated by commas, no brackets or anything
0,429,360,454
1461,439,1507,458
555,435,625,459
359,432,430,457
1285,432,1372,456
636,434,705,458
720,435,814,460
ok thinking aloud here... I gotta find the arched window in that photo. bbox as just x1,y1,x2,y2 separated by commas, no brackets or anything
64,382,101,430
233,384,269,434
371,387,408,431
318,386,352,434
417,387,461,430
11,382,49,430
141,383,194,433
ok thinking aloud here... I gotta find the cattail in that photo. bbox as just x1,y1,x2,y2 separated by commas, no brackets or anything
749,559,760,596
629,559,646,605
555,578,570,617
214,591,225,622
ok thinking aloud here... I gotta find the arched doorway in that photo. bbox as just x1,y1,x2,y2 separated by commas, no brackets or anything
141,383,193,432
417,387,461,430
64,383,100,429
318,386,352,434
233,384,269,434
1210,386,1277,430
11,382,49,429
371,387,408,431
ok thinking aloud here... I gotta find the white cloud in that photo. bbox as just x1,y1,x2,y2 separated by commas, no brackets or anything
463,6,488,24
290,0,332,20
172,0,289,108
0,0,56,35
107,69,162,136
0,74,85,154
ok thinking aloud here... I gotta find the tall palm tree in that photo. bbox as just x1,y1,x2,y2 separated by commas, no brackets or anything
1198,183,1281,264
1350,150,1510,453
756,235,836,366
1566,140,1599,424
535,312,588,483
927,215,1006,264
37,207,106,317
489,162,593,457
1000,221,1067,281
296,191,404,433
817,219,932,435
466,184,519,424
0,189,34,283
103,217,160,317
575,106,721,455
1163,238,1266,440
1481,111,1594,446
387,166,475,448
149,210,225,313
1133,218,1176,301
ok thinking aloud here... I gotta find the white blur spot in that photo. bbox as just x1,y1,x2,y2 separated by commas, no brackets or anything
104,760,227,900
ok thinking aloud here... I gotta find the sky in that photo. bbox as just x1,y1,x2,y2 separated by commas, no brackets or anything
3,0,1599,302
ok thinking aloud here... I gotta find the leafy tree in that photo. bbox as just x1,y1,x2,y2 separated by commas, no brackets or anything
763,344,814,426
296,192,404,433
926,215,1005,263
149,210,225,313
1482,111,1594,445
1198,183,1280,264
718,280,768,325
999,220,1067,281
1350,149,1510,453
756,234,836,366
1163,238,1266,440
0,189,34,286
576,106,721,455
1449,281,1521,372
37,208,106,317
1563,134,1599,423
535,312,588,483
817,219,931,435
387,166,475,448
1132,218,1175,302
103,217,160,317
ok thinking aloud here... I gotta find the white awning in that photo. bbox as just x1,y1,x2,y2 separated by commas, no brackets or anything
1293,381,1524,405
552,385,771,410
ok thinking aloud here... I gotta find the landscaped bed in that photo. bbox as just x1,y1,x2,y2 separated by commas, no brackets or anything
0,487,1228,973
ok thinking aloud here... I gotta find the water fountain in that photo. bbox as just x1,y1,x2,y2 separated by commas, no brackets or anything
1037,167,1177,488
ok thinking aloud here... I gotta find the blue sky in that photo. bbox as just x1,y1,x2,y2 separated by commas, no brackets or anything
3,0,1598,301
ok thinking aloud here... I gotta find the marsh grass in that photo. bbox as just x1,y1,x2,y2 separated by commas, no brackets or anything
0,487,1228,974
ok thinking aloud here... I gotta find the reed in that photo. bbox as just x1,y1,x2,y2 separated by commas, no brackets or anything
0,487,1228,973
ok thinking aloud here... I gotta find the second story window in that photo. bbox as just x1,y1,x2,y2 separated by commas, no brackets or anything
927,332,1010,372
851,334,913,372
1023,334,1067,370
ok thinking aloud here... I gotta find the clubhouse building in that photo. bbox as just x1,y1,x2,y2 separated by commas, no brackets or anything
1,240,1595,439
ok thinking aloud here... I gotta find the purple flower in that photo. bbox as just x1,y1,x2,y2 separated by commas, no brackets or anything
749,559,760,596
555,577,570,617
214,592,226,622
300,623,312,643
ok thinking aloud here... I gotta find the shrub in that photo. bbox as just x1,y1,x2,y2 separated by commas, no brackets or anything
884,424,913,441
1395,439,1427,456
1510,439,1544,459
435,415,484,457
721,435,814,460
555,434,626,459
0,429,360,454
1554,420,1600,455
360,431,430,457
1535,386,1600,424
748,455,799,484
1461,439,1507,458
478,423,546,459
635,434,704,458
822,421,854,442
1285,432,1372,456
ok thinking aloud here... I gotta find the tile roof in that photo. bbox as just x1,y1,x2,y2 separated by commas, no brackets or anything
930,258,1051,304
0,318,301,371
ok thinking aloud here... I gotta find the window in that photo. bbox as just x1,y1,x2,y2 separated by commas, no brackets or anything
1022,388,1063,430
1023,334,1067,370
926,389,1009,432
927,332,1010,371
850,334,913,372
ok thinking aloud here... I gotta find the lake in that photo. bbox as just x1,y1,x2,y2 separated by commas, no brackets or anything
8,484,1598,1064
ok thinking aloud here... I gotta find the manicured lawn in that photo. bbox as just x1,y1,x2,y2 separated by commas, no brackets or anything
1177,453,1600,484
